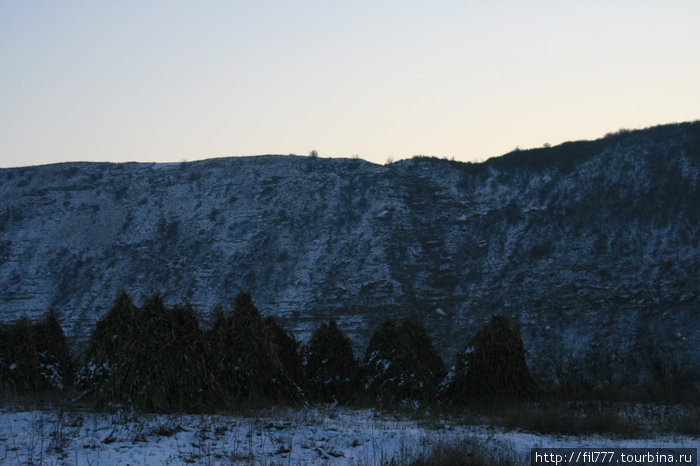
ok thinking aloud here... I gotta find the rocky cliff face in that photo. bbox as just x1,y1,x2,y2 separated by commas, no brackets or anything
1,122,699,379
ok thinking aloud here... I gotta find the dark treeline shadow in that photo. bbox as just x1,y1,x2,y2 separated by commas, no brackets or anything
1,291,697,414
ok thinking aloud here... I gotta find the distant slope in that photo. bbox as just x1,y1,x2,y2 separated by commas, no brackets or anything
1,122,699,379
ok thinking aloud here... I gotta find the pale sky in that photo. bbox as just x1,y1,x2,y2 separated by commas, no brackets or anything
1,1,699,168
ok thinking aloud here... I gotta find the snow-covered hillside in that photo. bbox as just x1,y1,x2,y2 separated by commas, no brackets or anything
1,122,699,379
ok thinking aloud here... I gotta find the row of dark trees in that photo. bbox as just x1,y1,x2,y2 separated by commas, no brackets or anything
1,292,535,412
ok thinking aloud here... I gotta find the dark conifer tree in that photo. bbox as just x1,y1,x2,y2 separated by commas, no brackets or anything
33,310,74,390
264,316,306,391
1,312,74,394
0,318,43,393
75,291,215,412
209,291,302,406
440,314,535,405
304,319,359,403
359,318,445,406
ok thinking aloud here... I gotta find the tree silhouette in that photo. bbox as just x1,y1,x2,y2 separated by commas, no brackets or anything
304,319,358,403
441,315,535,405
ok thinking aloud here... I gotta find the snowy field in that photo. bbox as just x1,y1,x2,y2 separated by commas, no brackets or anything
0,406,697,465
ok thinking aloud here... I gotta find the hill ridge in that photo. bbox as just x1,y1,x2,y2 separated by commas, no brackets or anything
1,122,698,380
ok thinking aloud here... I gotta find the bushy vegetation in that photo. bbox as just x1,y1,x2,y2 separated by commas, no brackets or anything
264,316,306,392
303,319,358,404
0,312,72,393
359,318,446,406
0,319,44,393
32,311,75,390
75,292,217,412
73,291,306,411
208,292,302,407
1,294,696,414
440,315,535,405
538,332,698,405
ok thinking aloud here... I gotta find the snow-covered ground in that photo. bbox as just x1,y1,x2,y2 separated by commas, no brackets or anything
0,406,696,465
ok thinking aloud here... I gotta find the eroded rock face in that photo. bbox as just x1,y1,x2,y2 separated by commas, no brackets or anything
1,123,699,382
